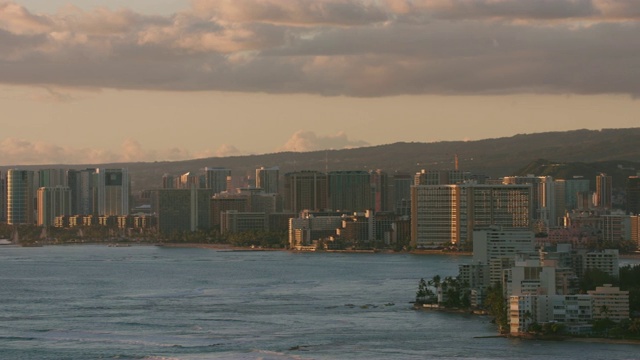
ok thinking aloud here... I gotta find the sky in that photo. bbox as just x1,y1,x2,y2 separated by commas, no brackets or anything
1,0,639,166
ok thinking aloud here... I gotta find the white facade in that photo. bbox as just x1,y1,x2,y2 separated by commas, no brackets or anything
588,284,629,321
473,227,536,285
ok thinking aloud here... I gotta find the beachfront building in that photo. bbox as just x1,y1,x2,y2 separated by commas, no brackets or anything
411,183,532,248
588,284,630,321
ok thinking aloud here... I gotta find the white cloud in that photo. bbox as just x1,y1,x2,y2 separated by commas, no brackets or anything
279,130,368,152
215,144,241,157
0,137,230,165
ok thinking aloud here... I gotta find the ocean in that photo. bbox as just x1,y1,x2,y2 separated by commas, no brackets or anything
0,245,638,359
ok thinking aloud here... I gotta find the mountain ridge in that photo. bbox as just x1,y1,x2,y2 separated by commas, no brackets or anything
2,128,639,192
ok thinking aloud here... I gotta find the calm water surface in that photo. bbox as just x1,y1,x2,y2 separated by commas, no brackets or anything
0,245,638,359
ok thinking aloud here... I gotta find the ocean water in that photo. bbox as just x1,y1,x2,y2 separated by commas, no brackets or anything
0,245,638,360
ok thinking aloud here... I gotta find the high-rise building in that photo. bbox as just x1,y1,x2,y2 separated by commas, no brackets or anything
411,183,532,247
626,176,640,215
7,169,35,225
503,176,556,229
37,186,71,226
414,169,469,186
256,166,279,194
0,172,6,222
393,173,413,217
211,193,249,227
153,188,213,233
96,168,130,216
178,172,199,189
203,167,231,194
370,169,389,213
162,173,175,189
595,173,612,209
564,177,590,210
284,171,328,213
67,168,98,215
328,170,372,213
38,169,67,188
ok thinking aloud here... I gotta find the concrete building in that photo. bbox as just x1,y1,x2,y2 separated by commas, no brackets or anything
595,173,613,209
211,194,249,227
288,212,342,249
584,249,619,278
256,166,279,194
7,169,35,225
153,188,213,233
96,168,130,216
601,214,632,243
370,169,389,213
626,176,640,215
37,186,71,227
473,227,536,286
284,171,328,213
203,167,231,194
414,169,468,186
220,210,267,233
509,294,593,335
67,168,98,215
503,175,556,230
564,177,590,211
0,172,5,222
38,168,67,188
392,173,412,217
588,284,629,321
328,171,372,213
411,184,532,247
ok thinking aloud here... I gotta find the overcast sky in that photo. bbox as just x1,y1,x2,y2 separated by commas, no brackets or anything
1,0,639,166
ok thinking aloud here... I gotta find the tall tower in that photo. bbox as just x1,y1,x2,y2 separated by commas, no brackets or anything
626,176,640,215
284,171,328,213
328,170,372,213
256,166,279,194
596,173,612,209
370,169,389,213
203,167,231,194
0,171,6,222
7,169,35,225
38,169,67,188
37,186,71,226
411,183,532,247
393,172,413,217
67,168,98,215
96,168,130,216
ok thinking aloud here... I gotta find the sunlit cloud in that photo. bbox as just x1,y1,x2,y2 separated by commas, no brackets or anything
0,137,225,165
279,130,369,152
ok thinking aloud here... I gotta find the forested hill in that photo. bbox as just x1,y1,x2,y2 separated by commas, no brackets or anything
514,159,640,189
2,128,640,192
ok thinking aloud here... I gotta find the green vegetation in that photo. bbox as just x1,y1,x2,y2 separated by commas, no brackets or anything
580,264,640,314
414,275,470,308
484,284,509,334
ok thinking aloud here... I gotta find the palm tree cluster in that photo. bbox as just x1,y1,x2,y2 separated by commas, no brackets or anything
415,275,470,308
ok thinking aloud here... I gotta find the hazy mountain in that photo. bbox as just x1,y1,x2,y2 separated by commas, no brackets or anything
2,128,639,192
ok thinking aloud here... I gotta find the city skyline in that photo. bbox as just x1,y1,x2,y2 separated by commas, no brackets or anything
1,0,640,166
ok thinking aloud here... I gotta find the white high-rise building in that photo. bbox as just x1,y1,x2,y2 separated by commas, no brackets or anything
411,183,532,247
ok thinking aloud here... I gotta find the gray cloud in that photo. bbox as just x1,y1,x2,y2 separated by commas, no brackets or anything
0,0,639,96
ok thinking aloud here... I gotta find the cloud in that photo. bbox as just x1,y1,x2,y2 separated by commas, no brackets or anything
0,0,639,96
215,144,242,157
0,138,228,165
279,131,369,152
